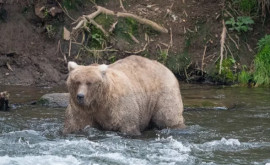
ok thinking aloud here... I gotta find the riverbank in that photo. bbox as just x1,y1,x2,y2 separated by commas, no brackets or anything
0,0,269,86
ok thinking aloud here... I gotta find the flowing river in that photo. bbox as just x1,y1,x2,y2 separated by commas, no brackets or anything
0,85,269,165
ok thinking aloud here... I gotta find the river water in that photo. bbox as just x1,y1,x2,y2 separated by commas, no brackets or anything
0,85,269,165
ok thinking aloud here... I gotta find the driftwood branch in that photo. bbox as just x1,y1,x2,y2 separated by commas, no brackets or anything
73,6,168,34
69,6,168,56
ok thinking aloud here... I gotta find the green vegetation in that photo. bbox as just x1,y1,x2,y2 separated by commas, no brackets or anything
166,52,191,77
91,29,105,48
225,16,254,32
233,0,257,14
254,35,270,86
238,66,252,85
239,0,257,13
62,0,86,10
215,57,237,84
158,49,168,64
114,17,139,43
45,25,56,38
94,14,116,31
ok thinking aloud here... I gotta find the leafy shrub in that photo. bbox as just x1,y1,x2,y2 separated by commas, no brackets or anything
239,0,257,13
238,66,252,85
225,16,254,32
254,35,270,86
219,58,237,83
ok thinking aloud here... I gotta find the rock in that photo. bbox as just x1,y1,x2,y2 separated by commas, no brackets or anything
39,93,69,108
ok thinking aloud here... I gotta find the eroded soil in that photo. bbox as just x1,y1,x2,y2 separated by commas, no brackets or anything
0,0,269,86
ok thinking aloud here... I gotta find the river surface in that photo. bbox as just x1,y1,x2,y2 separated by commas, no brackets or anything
0,85,269,165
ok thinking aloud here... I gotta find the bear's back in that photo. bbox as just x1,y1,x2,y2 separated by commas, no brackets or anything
108,55,179,90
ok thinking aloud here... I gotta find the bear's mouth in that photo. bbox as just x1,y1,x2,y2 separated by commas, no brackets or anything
77,99,84,105
76,93,85,105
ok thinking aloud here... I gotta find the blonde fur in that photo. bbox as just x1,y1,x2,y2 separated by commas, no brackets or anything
63,55,185,135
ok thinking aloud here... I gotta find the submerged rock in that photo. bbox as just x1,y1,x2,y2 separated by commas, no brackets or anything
39,93,69,108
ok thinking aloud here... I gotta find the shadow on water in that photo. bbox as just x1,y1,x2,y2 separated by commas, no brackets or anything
0,84,269,165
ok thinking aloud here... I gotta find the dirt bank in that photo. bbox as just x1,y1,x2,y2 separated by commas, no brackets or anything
0,0,269,86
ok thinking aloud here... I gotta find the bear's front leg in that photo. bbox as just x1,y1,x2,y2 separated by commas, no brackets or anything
63,104,93,134
120,124,141,136
118,111,141,136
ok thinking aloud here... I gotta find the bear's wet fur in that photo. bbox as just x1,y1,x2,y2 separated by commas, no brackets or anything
63,55,185,135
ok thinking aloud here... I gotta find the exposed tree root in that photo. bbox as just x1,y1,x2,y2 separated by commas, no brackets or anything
201,45,207,74
219,20,227,75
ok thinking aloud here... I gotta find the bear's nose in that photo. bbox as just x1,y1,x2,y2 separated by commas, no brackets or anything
77,94,84,101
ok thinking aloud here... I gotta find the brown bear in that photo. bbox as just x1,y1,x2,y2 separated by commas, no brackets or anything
63,55,185,135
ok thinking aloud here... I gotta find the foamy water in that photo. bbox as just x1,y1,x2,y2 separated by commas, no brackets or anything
0,127,269,165
0,86,269,165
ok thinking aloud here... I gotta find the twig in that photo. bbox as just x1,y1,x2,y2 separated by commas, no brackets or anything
184,68,189,83
169,27,173,47
75,48,82,59
68,38,72,57
125,42,149,54
183,10,188,17
6,62,13,71
224,9,234,18
227,32,239,50
109,21,118,32
186,28,194,33
219,20,226,75
225,43,234,58
119,0,127,12
246,43,253,52
225,44,237,70
201,45,207,74
57,40,67,63
159,42,169,47
128,33,140,44
56,0,76,21
84,48,118,52
224,43,227,59
89,19,109,36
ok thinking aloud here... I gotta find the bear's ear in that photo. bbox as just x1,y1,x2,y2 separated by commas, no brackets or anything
99,64,108,77
68,61,78,72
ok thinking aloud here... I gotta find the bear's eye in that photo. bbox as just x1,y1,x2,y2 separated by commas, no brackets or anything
87,82,92,86
75,81,80,85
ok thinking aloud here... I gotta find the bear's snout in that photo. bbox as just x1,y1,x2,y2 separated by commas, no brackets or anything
77,94,84,104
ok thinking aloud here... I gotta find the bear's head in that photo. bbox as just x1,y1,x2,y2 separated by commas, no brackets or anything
67,61,108,107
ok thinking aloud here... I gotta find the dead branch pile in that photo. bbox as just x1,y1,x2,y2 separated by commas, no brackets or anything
64,6,169,57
